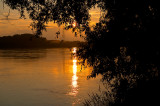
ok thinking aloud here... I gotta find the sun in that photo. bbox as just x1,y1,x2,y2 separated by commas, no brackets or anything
72,21,76,28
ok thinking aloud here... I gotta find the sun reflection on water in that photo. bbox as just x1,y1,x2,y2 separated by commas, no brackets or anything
69,47,79,96
72,58,78,88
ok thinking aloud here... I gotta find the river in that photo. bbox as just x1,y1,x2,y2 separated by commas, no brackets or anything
0,48,102,106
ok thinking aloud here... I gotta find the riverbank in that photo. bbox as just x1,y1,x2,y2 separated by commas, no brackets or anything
0,34,84,49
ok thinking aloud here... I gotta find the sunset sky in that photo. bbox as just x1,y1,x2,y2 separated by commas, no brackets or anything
0,1,101,41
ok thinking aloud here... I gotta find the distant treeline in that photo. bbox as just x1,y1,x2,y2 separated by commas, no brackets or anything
0,34,83,49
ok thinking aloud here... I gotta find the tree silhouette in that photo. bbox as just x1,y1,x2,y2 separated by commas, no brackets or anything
3,0,93,36
3,0,160,35
3,0,160,105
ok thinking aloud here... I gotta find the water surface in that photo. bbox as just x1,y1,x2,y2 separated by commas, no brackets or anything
0,48,101,106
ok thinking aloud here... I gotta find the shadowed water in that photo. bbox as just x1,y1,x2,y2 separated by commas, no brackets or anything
0,48,102,106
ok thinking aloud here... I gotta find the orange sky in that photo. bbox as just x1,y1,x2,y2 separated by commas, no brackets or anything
0,1,101,41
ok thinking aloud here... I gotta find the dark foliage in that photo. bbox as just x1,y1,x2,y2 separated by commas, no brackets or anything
3,0,160,105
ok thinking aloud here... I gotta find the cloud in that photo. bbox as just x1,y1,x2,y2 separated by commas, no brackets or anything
89,11,100,15
16,25,30,27
45,25,57,28
0,22,6,24
0,18,19,20
0,20,9,24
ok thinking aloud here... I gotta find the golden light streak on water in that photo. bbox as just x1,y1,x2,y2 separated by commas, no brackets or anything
68,47,79,96
72,58,78,88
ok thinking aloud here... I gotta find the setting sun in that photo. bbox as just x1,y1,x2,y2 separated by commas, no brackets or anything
72,21,77,28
